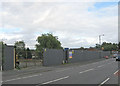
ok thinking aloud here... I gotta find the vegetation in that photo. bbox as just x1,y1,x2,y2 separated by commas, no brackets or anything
14,41,26,59
95,42,118,51
36,33,63,51
15,41,25,50
26,48,32,59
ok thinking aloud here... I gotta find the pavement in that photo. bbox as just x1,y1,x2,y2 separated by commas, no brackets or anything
1,58,119,85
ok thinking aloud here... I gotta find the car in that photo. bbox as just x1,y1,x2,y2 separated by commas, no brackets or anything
104,56,109,59
116,54,120,61
112,54,118,58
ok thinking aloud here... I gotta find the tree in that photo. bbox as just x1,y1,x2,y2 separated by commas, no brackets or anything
95,44,100,49
36,33,63,51
79,47,84,50
95,42,118,51
26,48,32,59
14,41,26,59
15,41,25,50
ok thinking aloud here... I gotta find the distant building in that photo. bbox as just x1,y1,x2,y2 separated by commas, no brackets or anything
87,48,99,51
70,47,99,51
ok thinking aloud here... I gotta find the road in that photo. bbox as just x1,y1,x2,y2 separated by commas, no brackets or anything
2,58,119,85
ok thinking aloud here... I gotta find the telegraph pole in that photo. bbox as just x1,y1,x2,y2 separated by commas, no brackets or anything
99,34,104,58
99,34,104,49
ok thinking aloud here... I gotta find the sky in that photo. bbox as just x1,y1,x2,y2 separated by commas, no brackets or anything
0,0,119,49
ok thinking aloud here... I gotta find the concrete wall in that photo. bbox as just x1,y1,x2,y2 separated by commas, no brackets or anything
43,49,64,66
3,45,14,71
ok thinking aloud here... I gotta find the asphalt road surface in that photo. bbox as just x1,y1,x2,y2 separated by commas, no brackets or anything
2,58,119,85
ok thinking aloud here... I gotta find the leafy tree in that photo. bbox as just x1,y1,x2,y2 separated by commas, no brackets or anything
79,47,85,50
95,44,100,49
15,41,25,50
36,33,63,51
26,48,32,59
95,42,118,51
14,41,26,59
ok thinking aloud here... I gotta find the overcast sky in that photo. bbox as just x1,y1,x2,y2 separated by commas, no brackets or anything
0,0,119,49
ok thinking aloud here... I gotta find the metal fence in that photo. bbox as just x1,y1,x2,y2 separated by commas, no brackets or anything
16,51,43,69
43,49,64,66
3,45,14,71
15,49,111,68
0,43,2,71
68,50,111,63
43,49,111,66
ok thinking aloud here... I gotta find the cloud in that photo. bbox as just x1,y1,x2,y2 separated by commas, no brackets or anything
0,1,118,49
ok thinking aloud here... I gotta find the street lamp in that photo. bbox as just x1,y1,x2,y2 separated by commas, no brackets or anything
98,34,104,58
99,34,104,47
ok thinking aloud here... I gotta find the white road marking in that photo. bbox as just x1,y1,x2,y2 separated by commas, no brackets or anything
79,68,94,74
99,78,110,86
56,68,71,72
42,76,69,84
11,71,39,77
3,74,42,82
92,61,101,65
114,70,119,75
97,65,104,68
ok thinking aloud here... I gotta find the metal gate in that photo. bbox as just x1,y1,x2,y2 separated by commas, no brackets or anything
15,50,43,69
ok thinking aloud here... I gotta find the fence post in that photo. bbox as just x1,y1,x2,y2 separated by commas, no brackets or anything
25,51,27,67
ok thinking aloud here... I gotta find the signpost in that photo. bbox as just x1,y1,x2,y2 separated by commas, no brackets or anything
69,51,72,59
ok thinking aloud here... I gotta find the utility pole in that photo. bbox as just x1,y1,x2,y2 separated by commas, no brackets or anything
99,34,104,58
99,34,104,49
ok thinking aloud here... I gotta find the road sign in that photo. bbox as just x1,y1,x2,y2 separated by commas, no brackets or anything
69,51,72,59
64,48,69,51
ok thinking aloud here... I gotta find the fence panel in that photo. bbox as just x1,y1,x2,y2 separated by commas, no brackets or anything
101,51,111,57
68,50,110,63
43,49,64,66
16,51,43,69
3,45,14,71
0,43,2,70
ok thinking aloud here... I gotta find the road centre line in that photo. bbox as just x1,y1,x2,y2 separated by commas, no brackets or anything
3,74,42,82
41,76,69,85
99,78,110,86
79,68,94,74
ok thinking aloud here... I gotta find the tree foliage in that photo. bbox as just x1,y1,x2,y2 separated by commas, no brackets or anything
96,42,118,51
36,33,63,50
14,41,26,59
15,41,25,50
26,48,32,59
